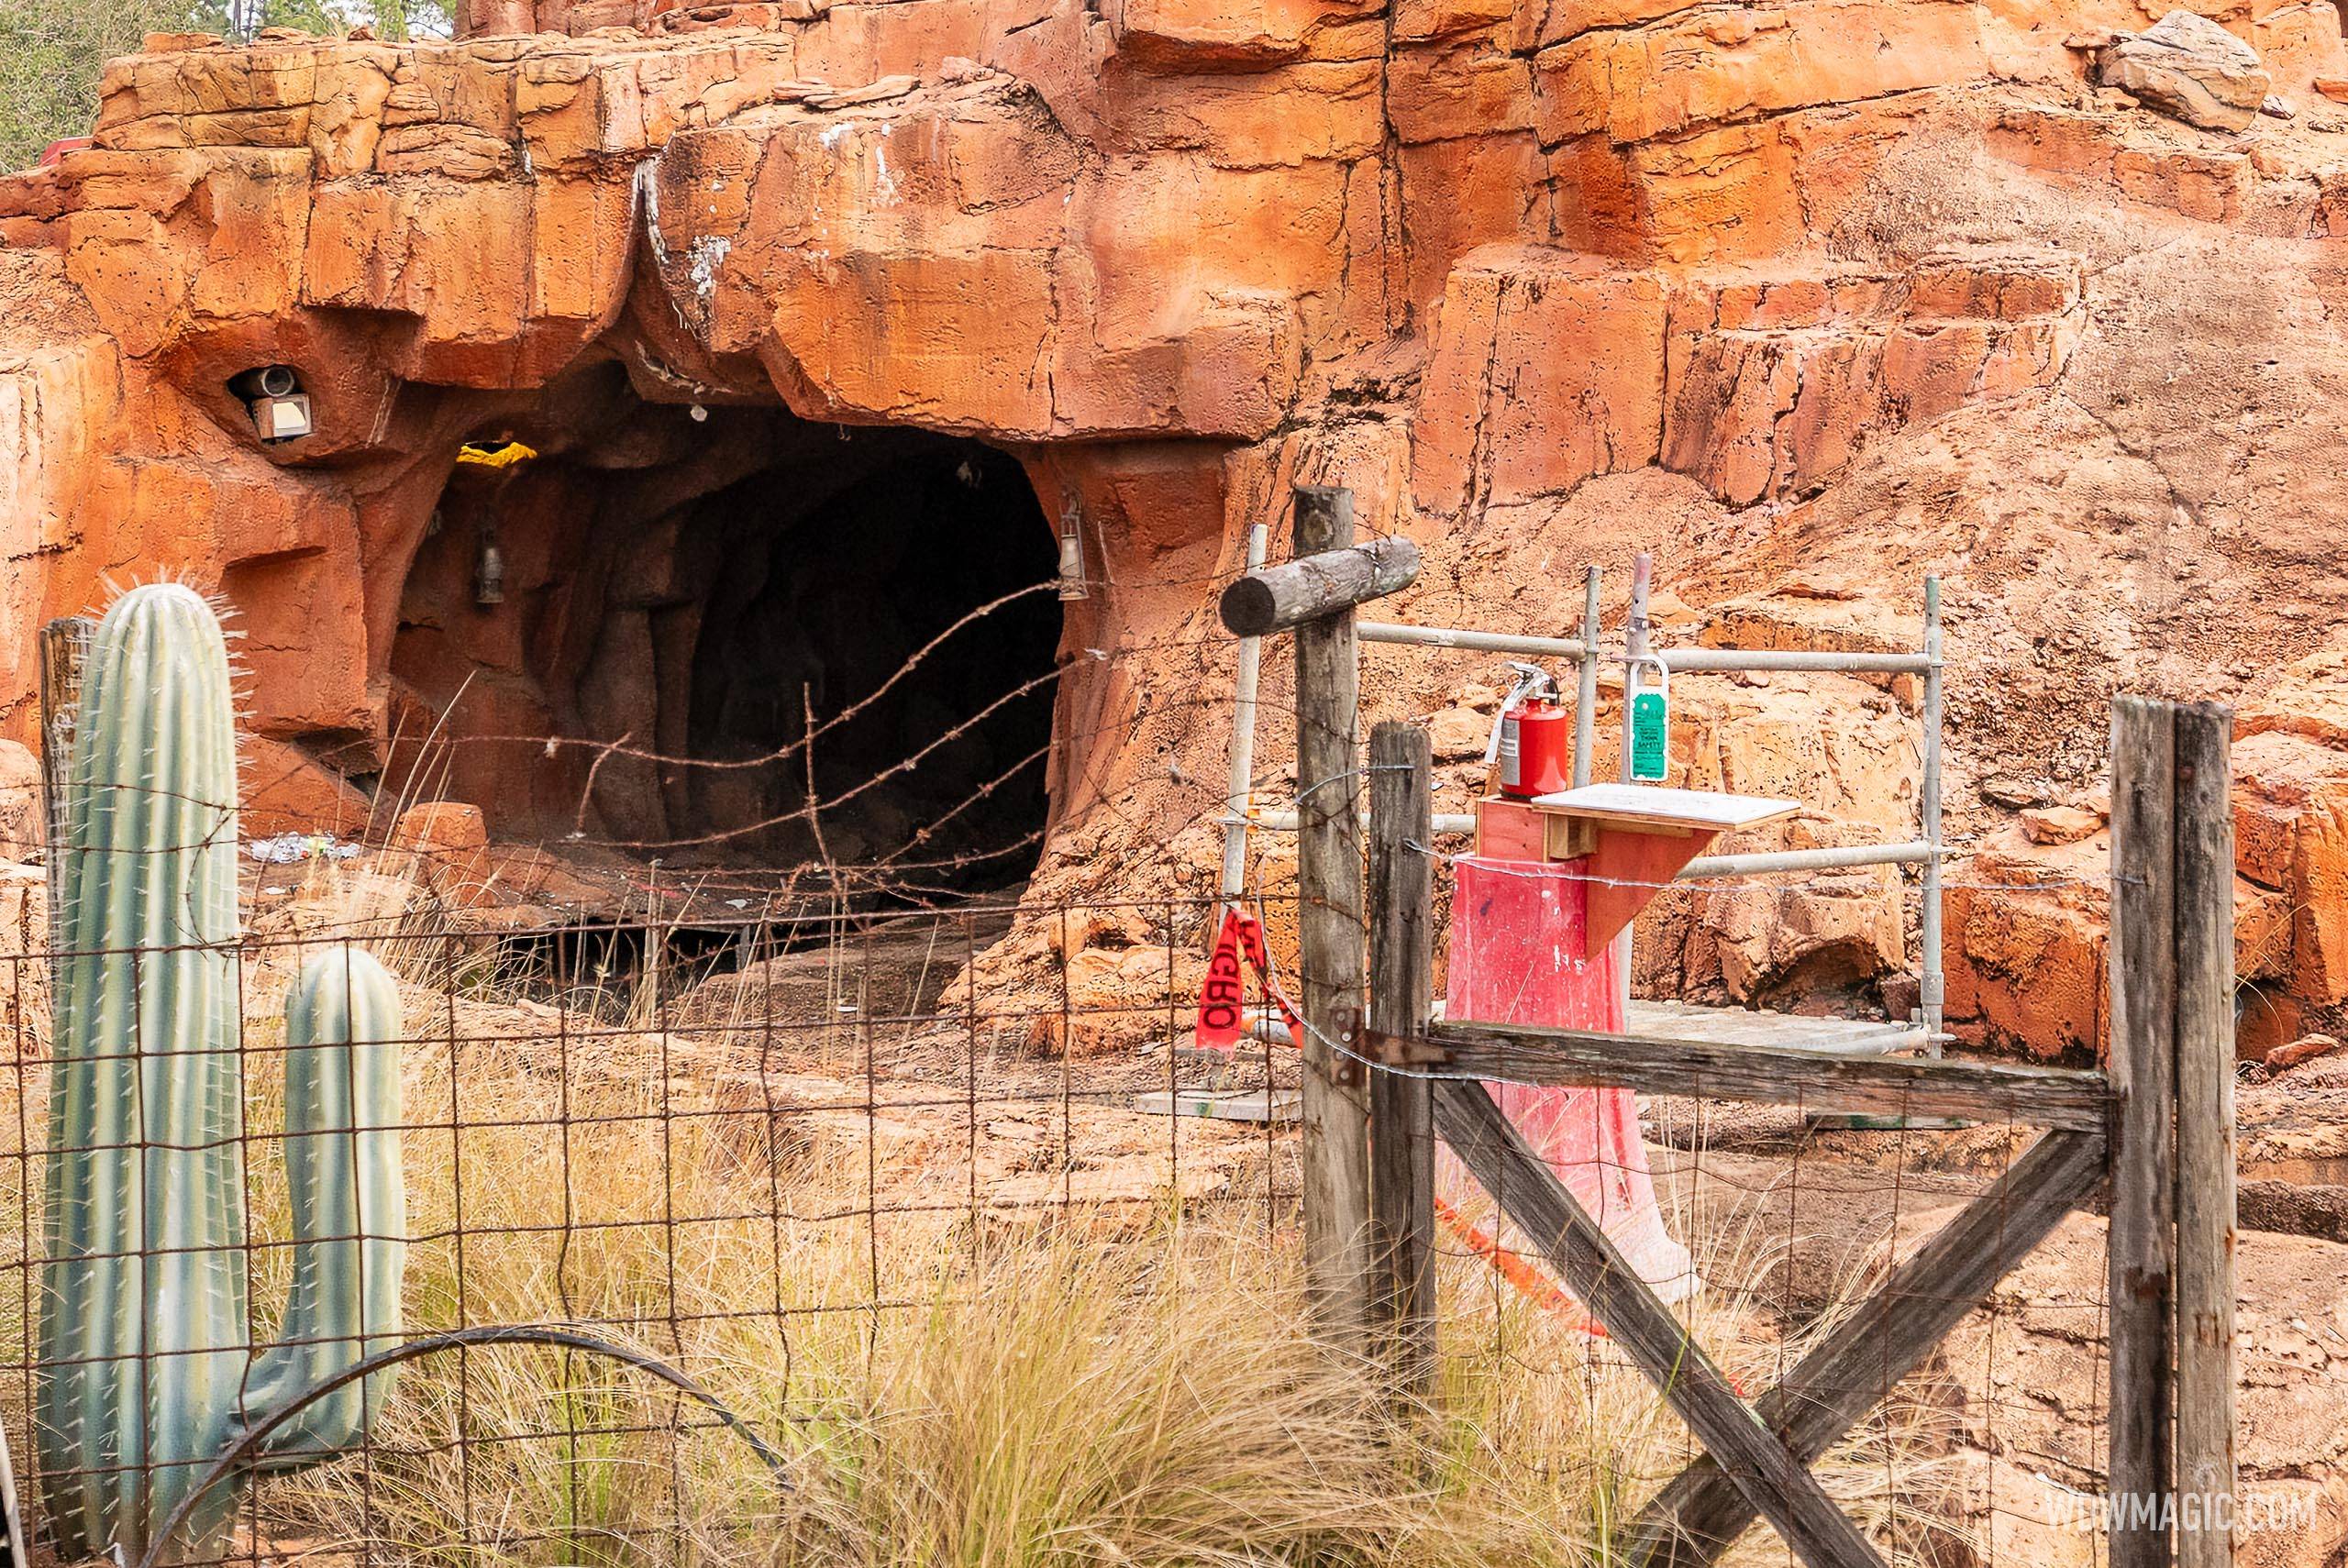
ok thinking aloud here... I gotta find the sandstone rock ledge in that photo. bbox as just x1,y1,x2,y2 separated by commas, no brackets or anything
3,0,2348,1055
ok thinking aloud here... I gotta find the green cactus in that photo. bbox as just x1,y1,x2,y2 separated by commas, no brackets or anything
35,582,407,1564
235,946,408,1464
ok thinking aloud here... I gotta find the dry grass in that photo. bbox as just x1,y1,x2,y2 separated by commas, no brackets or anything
0,892,1968,1568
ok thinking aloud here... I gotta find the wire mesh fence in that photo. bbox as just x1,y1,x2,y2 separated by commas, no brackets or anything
1427,1089,2118,1565
0,881,1318,1566
0,850,2122,1568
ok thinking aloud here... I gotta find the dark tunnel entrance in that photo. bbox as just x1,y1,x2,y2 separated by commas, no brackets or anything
389,387,1065,902
677,437,1061,887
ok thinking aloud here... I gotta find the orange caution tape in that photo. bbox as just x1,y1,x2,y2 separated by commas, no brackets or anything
1194,903,1304,1054
1434,1196,1607,1339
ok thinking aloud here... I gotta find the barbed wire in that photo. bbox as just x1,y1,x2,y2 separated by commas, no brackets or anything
0,539,2144,1568
0,876,2115,1567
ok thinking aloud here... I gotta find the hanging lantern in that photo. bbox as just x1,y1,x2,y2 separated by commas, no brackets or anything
1058,497,1088,602
474,525,506,607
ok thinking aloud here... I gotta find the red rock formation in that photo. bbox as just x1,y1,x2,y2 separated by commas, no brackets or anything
6,0,2348,1039
1949,650,2348,1060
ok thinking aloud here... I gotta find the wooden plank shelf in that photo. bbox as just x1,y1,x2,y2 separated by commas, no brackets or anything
1476,783,1802,956
1526,783,1800,834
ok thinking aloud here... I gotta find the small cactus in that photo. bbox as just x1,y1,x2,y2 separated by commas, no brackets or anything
236,946,407,1465
35,583,406,1563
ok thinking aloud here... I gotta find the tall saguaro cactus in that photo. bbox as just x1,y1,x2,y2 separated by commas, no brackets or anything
36,583,407,1564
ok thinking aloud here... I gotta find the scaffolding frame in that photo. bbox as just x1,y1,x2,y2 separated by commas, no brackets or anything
1216,553,1950,1055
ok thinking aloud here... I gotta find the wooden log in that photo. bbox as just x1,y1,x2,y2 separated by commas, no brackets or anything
1431,1078,1888,1568
1632,1129,2109,1566
1423,1020,2111,1132
1293,485,1375,1333
1367,721,1435,1395
1219,536,1422,637
2109,695,2178,1568
2173,701,2235,1568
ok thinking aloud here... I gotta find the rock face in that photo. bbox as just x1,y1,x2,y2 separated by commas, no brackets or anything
2,0,2348,1054
2101,10,2272,132
0,740,42,862
1950,649,2348,1061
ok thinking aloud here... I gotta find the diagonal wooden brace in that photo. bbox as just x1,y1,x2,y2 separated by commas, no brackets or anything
1629,1127,2109,1567
1429,1078,1889,1568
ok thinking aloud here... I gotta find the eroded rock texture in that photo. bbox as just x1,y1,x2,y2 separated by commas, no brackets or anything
6,0,2348,1041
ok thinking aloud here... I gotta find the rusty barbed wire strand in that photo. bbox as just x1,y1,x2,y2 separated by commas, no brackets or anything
0,557,2111,1567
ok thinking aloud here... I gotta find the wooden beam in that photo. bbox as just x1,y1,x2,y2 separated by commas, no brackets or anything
2109,695,2178,1568
1430,1078,1888,1568
2173,701,2235,1568
1293,485,1375,1333
1219,537,1422,637
1423,1020,2111,1132
1367,721,1436,1396
1631,1128,2110,1566
1583,826,1723,957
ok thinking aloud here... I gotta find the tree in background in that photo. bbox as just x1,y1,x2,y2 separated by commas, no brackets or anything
1,0,450,173
190,0,449,40
0,0,192,171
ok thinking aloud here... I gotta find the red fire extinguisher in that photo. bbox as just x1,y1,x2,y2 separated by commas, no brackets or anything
1487,662,1574,800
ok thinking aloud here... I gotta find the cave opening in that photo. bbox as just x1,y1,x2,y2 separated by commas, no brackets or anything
389,381,1065,903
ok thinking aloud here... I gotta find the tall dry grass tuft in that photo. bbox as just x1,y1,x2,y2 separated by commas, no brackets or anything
0,900,1968,1568
792,1221,1452,1568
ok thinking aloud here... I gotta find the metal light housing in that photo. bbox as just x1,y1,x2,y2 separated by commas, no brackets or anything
251,393,314,442
229,365,312,444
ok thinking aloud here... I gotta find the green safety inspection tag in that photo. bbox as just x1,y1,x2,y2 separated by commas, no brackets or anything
1630,690,1668,780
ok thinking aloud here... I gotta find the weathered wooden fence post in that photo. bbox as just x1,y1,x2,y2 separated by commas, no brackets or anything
2173,702,2236,1568
38,615,94,942
2109,695,2177,1568
1367,720,1435,1394
2108,694,2235,1568
1290,485,1375,1332
1218,487,1423,1335
1217,489,1423,1335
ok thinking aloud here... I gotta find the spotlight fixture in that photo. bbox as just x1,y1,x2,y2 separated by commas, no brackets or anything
227,365,313,443
474,525,506,607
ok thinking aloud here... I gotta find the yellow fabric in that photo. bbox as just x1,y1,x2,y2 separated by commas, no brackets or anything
456,440,538,469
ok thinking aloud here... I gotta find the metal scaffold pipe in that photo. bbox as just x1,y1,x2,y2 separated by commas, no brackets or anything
1655,648,1933,673
1616,552,1653,1023
1573,567,1601,789
1920,573,1946,1055
1358,622,1590,658
1216,522,1271,920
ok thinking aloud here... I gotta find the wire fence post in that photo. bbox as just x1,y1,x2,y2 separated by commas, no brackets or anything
2108,694,2180,1568
2173,701,2236,1568
1367,720,1434,1399
1291,484,1375,1333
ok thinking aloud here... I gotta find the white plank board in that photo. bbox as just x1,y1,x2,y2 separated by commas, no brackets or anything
1529,782,1800,832
1134,1088,1302,1123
